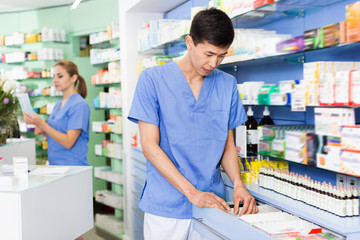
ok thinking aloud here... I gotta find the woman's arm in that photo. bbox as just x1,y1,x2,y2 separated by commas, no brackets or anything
23,112,81,149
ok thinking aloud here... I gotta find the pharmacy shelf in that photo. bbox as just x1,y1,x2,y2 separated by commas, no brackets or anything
92,82,121,87
219,40,360,69
6,59,58,64
93,131,122,135
258,153,360,178
94,107,122,112
91,59,120,66
29,95,62,98
95,193,124,210
94,166,124,185
3,41,70,48
91,38,119,48
95,154,123,160
243,104,360,108
221,173,360,238
230,0,346,28
16,77,52,81
138,34,186,55
94,223,124,240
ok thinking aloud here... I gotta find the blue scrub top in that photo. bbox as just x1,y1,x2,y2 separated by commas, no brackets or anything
47,93,90,166
128,62,247,219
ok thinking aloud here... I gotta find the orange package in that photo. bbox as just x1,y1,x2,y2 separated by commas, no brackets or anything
346,1,360,43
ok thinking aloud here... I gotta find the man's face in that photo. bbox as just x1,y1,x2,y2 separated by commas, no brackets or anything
187,36,229,76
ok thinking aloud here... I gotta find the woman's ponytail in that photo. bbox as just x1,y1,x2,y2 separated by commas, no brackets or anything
76,75,87,99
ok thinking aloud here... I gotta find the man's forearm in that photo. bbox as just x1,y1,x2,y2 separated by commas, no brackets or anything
142,141,197,197
221,130,245,188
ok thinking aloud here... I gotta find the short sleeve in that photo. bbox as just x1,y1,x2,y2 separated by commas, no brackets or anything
67,101,90,132
128,70,160,126
228,78,247,129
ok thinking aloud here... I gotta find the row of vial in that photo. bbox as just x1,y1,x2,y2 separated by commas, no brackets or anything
259,166,360,217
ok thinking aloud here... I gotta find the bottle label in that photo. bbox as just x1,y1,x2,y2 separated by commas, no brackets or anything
247,130,258,144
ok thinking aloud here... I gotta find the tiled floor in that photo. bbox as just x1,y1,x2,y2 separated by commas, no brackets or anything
83,227,106,240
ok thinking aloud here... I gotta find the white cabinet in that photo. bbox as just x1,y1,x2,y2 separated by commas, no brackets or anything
0,138,36,165
0,166,93,240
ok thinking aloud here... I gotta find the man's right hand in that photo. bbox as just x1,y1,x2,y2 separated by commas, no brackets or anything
187,189,230,213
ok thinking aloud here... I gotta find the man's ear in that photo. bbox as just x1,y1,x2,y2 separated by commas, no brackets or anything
185,35,193,50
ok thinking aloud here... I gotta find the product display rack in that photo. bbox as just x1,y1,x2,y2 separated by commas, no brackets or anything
2,34,71,163
92,59,121,66
124,0,360,239
93,131,123,135
94,223,123,240
95,154,123,161
93,82,121,87
91,37,120,48
16,77,53,81
220,40,360,70
259,153,358,178
230,0,346,28
138,34,186,55
2,39,69,47
221,173,360,239
90,27,124,239
94,107,122,112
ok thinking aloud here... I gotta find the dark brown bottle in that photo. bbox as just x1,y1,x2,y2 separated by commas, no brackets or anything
259,106,274,126
245,107,258,155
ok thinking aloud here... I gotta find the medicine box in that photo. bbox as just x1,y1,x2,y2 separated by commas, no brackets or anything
340,149,360,177
346,2,360,43
340,126,360,151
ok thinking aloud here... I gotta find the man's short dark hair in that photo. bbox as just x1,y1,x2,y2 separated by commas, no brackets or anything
190,8,234,47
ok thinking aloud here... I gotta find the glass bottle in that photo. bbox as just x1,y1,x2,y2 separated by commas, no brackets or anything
245,106,258,155
259,106,274,126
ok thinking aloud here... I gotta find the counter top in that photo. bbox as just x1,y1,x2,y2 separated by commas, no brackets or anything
0,165,92,193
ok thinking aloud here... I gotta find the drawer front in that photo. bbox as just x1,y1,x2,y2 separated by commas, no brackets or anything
193,206,274,240
192,218,227,240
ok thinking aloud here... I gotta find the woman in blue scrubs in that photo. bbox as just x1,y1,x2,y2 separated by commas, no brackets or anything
23,60,90,167
129,8,258,240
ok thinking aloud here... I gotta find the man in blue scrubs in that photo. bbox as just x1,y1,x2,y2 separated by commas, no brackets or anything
128,8,258,239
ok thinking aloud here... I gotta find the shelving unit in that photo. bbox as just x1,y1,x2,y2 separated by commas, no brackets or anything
138,34,186,55
0,32,71,163
230,0,346,27
2,40,69,47
89,26,124,239
93,82,121,87
220,40,360,70
122,0,360,239
94,223,123,240
221,172,360,239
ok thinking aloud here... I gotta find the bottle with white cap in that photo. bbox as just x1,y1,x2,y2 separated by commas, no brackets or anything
259,106,274,126
13,156,28,178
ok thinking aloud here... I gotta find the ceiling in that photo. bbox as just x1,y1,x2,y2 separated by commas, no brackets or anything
129,0,188,13
0,0,76,13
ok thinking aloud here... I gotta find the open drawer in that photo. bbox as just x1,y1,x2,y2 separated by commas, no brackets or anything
192,201,345,240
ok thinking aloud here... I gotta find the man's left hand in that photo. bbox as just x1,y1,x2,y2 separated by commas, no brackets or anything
232,184,258,215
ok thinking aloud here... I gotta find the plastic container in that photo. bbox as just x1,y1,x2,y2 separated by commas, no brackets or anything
13,156,28,178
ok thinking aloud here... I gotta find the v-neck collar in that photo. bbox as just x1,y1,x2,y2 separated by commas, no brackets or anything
173,62,214,112
59,93,77,111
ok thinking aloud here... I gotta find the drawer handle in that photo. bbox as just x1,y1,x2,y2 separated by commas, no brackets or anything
192,218,228,240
